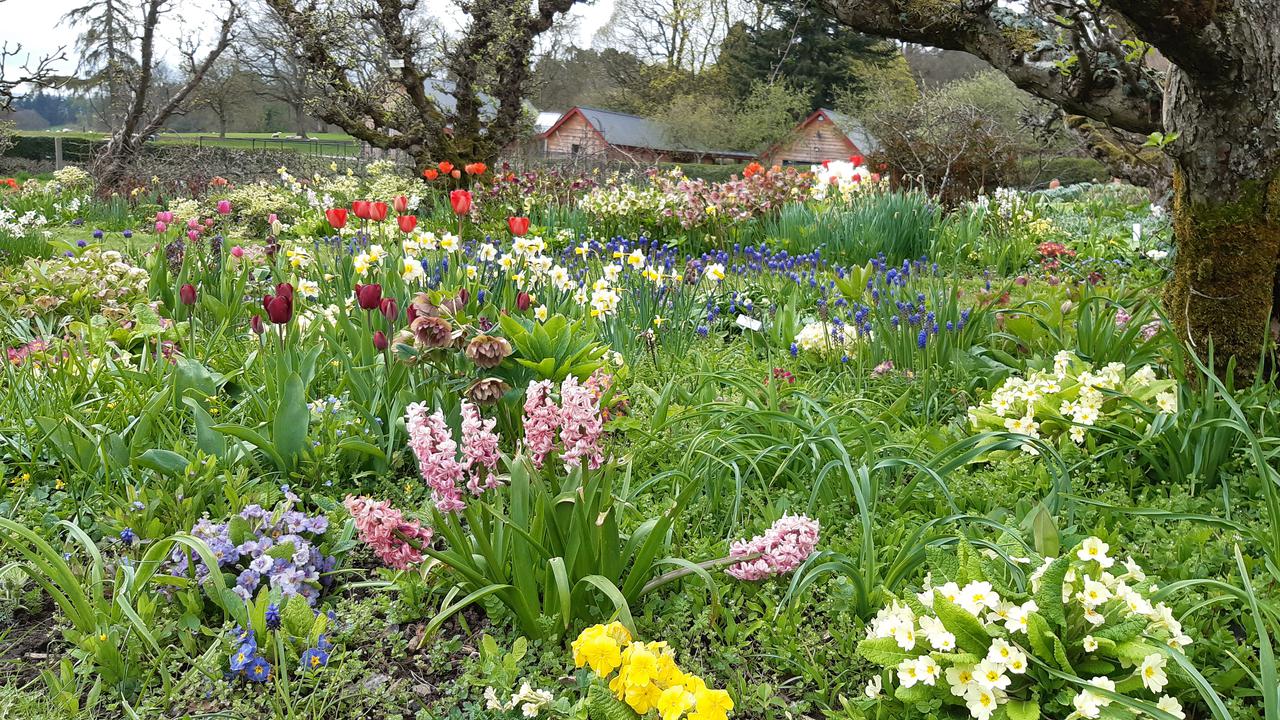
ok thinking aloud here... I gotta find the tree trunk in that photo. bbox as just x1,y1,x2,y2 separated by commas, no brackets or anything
1163,38,1280,384
293,102,308,139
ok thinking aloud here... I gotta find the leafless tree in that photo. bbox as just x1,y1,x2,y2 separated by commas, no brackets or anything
1,0,67,111
96,0,239,187
820,0,1280,382
264,0,583,169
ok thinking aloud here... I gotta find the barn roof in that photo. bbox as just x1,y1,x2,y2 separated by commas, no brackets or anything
542,106,756,159
817,109,881,154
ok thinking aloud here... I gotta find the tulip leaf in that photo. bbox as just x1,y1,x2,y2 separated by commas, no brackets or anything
273,372,310,469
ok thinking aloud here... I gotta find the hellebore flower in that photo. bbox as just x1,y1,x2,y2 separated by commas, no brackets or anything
466,377,511,405
465,334,512,369
411,315,453,349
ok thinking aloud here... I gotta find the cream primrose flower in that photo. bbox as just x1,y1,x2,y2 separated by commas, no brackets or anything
896,658,922,688
973,660,1010,691
1139,653,1168,693
1082,635,1099,652
945,665,977,698
1078,537,1115,568
1156,391,1178,413
987,639,1016,665
965,685,1001,720
915,655,941,686
1156,696,1186,719
863,675,882,699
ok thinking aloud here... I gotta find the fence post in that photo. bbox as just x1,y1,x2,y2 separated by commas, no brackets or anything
54,136,64,170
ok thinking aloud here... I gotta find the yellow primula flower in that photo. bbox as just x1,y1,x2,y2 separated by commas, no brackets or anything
572,625,623,676
689,687,734,720
656,686,696,720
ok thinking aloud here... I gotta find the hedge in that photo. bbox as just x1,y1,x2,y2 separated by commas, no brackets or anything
4,134,109,163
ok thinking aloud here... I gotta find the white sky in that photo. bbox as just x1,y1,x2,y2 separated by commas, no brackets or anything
0,0,614,74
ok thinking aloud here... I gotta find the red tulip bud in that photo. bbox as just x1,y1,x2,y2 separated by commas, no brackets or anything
352,200,371,220
516,291,531,311
325,208,348,229
180,283,197,306
393,195,409,213
380,296,399,322
250,314,265,335
373,330,389,351
397,215,418,233
507,216,530,236
450,189,473,216
368,202,388,222
355,283,383,311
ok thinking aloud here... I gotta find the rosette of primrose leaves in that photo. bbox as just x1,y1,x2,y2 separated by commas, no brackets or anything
854,537,1192,720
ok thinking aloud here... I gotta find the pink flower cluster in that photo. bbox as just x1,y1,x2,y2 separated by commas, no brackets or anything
461,402,502,495
725,514,821,581
343,495,434,570
522,376,607,470
406,401,505,512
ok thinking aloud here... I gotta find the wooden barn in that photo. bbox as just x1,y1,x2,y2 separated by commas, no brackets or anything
761,108,880,166
538,106,755,164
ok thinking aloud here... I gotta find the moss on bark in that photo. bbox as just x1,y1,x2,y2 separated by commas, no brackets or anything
1165,169,1280,382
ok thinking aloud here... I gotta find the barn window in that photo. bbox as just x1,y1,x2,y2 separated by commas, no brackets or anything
571,143,581,155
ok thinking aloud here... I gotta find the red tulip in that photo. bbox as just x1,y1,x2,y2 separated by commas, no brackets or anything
397,215,418,233
368,202,388,222
372,330,389,351
457,288,470,305
450,169,461,180
180,283,197,306
516,291,531,311
263,287,293,324
250,314,265,335
850,154,864,166
406,304,419,324
380,297,399,322
465,162,487,176
450,189,472,215
393,195,409,213
325,208,348,229
422,168,439,181
352,200,371,220
507,216,530,236
275,282,294,301
438,161,454,174
355,283,382,311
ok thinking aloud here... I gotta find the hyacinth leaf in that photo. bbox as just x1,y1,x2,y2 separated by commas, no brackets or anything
586,683,640,720
856,636,918,667
1032,554,1071,628
1006,699,1040,720
933,593,991,655
135,449,190,478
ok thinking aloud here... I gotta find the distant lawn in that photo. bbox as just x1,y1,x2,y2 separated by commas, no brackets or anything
15,130,361,157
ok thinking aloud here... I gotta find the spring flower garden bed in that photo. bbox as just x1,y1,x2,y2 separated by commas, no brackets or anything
0,160,1276,720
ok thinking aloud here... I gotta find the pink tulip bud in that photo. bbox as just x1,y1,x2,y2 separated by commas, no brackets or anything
155,221,168,233
187,218,200,230
268,213,278,225
217,200,232,215
230,245,244,258
187,230,200,242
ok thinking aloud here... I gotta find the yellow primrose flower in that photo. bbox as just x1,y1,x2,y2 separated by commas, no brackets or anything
656,686,695,720
572,625,624,676
55,478,65,490
689,687,734,720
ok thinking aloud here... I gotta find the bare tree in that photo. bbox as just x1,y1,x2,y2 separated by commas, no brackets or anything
96,0,239,187
595,0,737,72
265,0,582,169
0,0,67,111
238,2,316,137
819,0,1280,382
188,54,256,137
60,0,135,127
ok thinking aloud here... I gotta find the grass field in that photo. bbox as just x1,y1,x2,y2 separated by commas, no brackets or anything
15,130,363,157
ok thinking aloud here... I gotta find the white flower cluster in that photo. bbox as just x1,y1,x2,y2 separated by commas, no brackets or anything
968,351,1176,452
794,321,863,354
484,682,555,718
809,160,876,202
863,538,1191,720
579,184,679,221
0,206,50,238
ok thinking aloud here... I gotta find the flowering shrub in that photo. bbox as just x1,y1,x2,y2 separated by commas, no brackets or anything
966,351,1178,454
810,159,883,203
857,537,1192,720
725,514,820,580
167,496,338,605
654,164,811,228
573,623,734,720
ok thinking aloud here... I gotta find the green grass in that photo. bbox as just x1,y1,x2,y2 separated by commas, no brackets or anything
14,130,361,157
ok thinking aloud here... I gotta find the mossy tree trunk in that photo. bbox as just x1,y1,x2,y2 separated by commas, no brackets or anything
1162,37,1280,383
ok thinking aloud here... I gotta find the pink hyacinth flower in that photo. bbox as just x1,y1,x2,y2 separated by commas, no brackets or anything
522,380,560,468
460,401,502,495
726,514,820,581
344,495,434,570
405,402,467,513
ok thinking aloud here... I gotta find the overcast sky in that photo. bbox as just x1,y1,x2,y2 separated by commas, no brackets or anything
0,0,613,74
